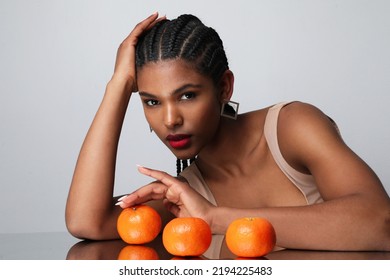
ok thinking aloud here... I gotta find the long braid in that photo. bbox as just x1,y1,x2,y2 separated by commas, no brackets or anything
182,159,189,170
176,158,197,176
176,158,182,177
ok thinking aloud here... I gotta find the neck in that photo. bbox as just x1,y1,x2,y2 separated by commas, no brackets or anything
197,115,247,174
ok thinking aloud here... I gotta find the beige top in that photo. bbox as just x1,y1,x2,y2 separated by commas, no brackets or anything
180,101,324,206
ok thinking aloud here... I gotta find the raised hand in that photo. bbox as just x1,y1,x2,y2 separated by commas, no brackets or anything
112,12,166,92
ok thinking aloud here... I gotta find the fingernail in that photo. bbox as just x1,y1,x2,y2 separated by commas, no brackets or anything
136,164,148,169
115,201,124,206
117,195,128,202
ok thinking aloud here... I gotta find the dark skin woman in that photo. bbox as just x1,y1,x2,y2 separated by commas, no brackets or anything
66,13,390,251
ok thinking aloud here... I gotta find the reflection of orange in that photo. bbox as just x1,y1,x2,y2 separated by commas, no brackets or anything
117,245,159,260
117,204,162,244
163,217,212,257
225,217,276,258
171,256,204,260
235,256,268,260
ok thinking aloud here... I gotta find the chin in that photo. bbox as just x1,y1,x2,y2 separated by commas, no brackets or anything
170,149,198,161
175,153,197,161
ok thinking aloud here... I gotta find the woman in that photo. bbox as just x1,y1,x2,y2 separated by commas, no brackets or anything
65,13,390,251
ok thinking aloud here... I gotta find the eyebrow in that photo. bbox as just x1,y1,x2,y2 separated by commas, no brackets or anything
139,83,203,98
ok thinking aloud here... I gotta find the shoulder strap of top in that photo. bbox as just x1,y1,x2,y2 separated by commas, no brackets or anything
263,102,322,205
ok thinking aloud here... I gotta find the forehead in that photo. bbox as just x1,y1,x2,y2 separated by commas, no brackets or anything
137,59,214,94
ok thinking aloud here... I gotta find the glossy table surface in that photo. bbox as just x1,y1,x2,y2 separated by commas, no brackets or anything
1,232,389,260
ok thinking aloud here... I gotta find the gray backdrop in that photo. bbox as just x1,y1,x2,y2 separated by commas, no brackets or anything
1,0,389,234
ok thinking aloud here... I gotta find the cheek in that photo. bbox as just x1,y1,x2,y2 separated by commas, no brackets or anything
191,101,221,136
143,111,164,140
201,104,220,123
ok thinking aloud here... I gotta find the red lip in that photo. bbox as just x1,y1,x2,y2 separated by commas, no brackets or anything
166,134,191,149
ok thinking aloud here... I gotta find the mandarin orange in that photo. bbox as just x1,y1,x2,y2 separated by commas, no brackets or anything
225,217,276,257
117,245,159,260
117,204,162,244
162,217,212,257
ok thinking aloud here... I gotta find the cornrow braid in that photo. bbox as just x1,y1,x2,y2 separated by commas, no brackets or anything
136,14,229,85
164,15,198,57
176,158,181,177
149,20,168,61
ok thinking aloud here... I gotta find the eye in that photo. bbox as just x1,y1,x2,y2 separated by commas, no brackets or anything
181,92,196,100
144,99,160,106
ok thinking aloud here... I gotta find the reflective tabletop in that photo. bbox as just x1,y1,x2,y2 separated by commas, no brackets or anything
1,232,389,260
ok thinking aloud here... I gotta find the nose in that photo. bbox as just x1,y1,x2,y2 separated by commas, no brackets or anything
164,104,183,129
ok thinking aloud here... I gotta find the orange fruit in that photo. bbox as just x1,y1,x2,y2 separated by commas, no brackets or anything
117,204,162,244
117,245,159,260
225,217,276,257
162,217,212,256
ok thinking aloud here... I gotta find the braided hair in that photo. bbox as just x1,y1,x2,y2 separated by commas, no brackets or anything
136,14,229,175
136,14,229,86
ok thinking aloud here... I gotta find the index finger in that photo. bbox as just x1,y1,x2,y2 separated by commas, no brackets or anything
117,181,168,208
137,165,178,188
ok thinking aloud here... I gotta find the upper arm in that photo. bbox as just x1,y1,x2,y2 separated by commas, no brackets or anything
277,102,386,201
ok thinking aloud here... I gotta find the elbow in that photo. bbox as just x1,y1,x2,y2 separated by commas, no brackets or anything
65,198,120,240
65,215,92,240
66,212,106,241
65,207,120,241
381,207,390,251
352,198,390,251
370,203,390,251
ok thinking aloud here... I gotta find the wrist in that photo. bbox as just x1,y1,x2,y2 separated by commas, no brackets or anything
209,206,231,235
108,75,135,97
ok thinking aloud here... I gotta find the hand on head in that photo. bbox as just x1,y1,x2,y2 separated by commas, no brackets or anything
112,12,166,92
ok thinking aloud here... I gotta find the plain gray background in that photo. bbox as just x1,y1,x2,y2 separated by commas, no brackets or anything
1,0,389,234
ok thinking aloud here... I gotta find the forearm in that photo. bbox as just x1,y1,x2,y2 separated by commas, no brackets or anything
66,78,132,239
211,194,390,251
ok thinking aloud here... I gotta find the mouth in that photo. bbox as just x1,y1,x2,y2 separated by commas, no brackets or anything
166,134,191,149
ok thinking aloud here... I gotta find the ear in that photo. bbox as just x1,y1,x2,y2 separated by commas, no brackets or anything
218,70,234,102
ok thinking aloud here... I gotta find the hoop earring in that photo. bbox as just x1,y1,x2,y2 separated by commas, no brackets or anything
220,100,239,120
149,126,153,133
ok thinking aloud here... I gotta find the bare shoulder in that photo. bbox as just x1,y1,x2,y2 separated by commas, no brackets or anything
276,101,386,199
278,102,335,127
277,101,343,173
278,102,339,138
278,101,340,140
